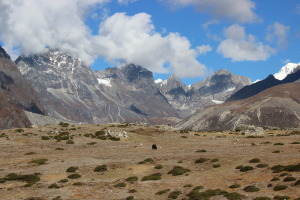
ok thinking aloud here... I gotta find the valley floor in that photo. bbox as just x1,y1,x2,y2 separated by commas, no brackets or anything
0,124,299,200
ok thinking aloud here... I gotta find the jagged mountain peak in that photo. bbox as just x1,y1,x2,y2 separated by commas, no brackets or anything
121,64,153,82
214,69,231,75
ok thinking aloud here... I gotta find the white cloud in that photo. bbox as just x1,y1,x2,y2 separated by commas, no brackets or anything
296,4,300,15
0,1,207,78
197,45,212,55
217,24,275,61
117,0,138,5
93,13,207,78
161,0,258,23
266,22,289,48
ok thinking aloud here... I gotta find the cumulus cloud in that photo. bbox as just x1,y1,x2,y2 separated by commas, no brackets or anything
266,22,289,48
0,0,207,78
217,24,275,61
161,0,258,23
93,13,206,77
197,45,212,55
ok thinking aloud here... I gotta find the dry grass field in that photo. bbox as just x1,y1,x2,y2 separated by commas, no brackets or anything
0,123,299,200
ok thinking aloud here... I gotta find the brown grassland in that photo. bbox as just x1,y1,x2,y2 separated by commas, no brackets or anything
0,123,299,200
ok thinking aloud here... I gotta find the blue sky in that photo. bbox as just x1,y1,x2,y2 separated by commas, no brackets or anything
0,0,300,85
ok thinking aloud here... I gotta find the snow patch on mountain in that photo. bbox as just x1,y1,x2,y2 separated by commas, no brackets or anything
211,100,224,104
274,63,300,80
154,78,163,84
97,78,112,87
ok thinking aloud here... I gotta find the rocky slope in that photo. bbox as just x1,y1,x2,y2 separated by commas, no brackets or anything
157,69,251,117
16,51,179,124
227,69,300,102
0,46,45,129
177,82,300,131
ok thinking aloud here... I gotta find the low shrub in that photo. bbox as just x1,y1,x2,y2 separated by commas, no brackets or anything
290,141,300,144
249,158,261,163
73,182,84,186
29,159,48,165
271,177,280,181
67,173,81,179
58,179,68,183
239,166,254,172
168,190,182,199
167,166,190,176
41,136,51,140
211,159,219,162
66,140,74,144
274,143,284,145
229,184,241,189
295,180,300,185
256,163,269,168
271,163,300,173
283,176,296,182
195,158,208,164
184,184,193,188
253,197,271,200
243,185,260,192
125,176,138,183
114,182,126,188
213,164,221,168
141,173,162,181
195,149,207,153
48,183,60,189
272,150,281,153
138,158,154,164
24,152,36,155
125,196,134,200
5,173,40,186
273,185,288,191
15,129,24,132
129,189,137,193
94,165,107,172
66,166,79,173
155,164,163,169
274,196,291,200
155,189,170,195
224,192,245,200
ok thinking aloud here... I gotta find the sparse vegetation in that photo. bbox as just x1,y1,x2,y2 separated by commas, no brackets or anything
213,164,221,168
256,163,269,168
125,176,138,183
141,173,162,181
271,177,280,181
138,158,154,164
167,166,190,176
274,196,291,200
271,163,300,173
24,152,36,155
249,158,261,163
66,166,79,173
168,190,182,199
229,184,241,189
274,143,284,145
125,196,134,200
239,166,254,172
253,197,271,200
272,150,281,153
195,149,207,153
273,185,288,191
155,164,163,169
94,165,107,172
4,173,40,186
195,158,208,164
48,183,60,189
211,159,219,162
29,158,48,165
66,140,74,144
283,176,296,182
58,179,68,183
114,182,126,188
155,189,170,195
129,189,137,193
73,182,84,186
243,185,260,192
67,173,81,179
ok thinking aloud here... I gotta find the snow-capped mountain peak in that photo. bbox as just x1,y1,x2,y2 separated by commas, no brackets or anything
274,63,300,80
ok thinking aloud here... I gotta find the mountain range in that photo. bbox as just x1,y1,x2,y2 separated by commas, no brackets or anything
1,47,299,130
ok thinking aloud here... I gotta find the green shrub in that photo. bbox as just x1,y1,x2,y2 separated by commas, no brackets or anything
129,189,137,193
138,158,154,164
125,176,138,183
29,159,48,165
87,142,97,145
15,129,24,132
155,189,170,195
224,192,245,200
94,165,107,172
229,184,241,189
235,165,244,169
243,185,260,192
41,136,51,140
187,189,228,200
213,164,221,168
290,141,300,144
184,184,193,188
66,140,74,144
249,158,261,163
256,163,269,168
271,163,300,173
58,179,68,183
0,178,6,183
114,182,126,188
196,149,207,153
211,159,219,162
48,183,60,189
73,182,84,186
195,158,208,164
283,176,296,182
167,166,190,176
279,172,289,177
295,180,300,185
272,150,281,153
141,173,162,181
155,164,163,169
253,197,271,200
67,173,81,179
5,173,40,186
24,152,36,155
239,166,254,172
168,190,182,199
274,196,290,200
52,196,62,200
55,148,64,150
271,177,280,181
274,143,284,145
273,185,288,191
125,196,134,200
108,136,120,141
66,166,79,173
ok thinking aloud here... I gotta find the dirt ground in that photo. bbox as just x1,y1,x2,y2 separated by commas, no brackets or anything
0,123,299,200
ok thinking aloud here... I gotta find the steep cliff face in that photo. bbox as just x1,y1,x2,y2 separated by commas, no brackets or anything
177,82,300,131
0,46,45,129
16,51,179,124
157,69,251,117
